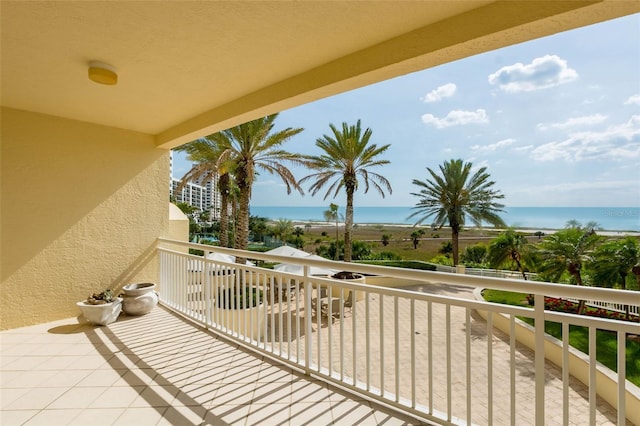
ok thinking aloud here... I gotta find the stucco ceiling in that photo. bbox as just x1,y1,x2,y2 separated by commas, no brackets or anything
2,1,639,148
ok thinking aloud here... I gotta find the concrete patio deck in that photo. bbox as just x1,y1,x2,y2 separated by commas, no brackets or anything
1,305,424,426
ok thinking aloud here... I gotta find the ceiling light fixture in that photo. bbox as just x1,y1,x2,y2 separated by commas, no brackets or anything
88,61,118,85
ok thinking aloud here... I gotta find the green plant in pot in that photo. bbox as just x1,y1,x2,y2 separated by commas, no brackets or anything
85,289,116,305
217,286,263,309
77,288,122,326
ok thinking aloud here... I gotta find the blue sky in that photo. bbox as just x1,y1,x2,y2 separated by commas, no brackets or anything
173,14,640,208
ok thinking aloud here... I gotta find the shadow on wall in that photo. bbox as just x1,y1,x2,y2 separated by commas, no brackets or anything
1,108,168,329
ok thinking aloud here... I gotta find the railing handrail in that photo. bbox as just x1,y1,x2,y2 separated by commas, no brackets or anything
157,238,640,307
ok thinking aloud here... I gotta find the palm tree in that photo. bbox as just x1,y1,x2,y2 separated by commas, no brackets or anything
410,229,425,249
274,218,294,246
301,120,392,262
173,139,235,247
487,229,530,280
590,237,639,319
566,219,601,233
323,203,340,260
206,114,305,258
409,159,505,265
536,227,601,314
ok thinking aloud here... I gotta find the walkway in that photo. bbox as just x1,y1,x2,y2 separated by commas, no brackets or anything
365,283,624,425
245,282,627,425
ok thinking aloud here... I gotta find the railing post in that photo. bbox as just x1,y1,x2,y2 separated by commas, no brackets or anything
304,265,312,375
534,293,545,424
204,253,211,327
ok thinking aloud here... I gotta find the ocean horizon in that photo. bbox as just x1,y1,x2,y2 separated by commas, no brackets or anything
249,206,640,232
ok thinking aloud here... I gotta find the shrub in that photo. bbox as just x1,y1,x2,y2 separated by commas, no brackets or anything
430,255,453,266
461,243,487,265
439,241,453,255
217,286,263,309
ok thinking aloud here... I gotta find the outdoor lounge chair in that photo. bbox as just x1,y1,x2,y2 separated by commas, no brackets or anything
313,290,354,319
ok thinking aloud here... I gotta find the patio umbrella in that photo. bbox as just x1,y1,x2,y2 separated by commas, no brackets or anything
207,252,255,266
273,254,337,277
186,252,255,272
265,245,311,257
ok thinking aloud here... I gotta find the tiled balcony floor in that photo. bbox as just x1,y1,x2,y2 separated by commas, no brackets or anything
1,306,425,426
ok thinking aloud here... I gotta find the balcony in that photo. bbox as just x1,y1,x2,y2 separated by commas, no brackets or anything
3,240,638,425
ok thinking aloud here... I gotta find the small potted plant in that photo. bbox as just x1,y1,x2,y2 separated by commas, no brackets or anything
76,289,122,326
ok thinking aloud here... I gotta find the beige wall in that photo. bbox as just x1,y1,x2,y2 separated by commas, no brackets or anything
0,107,176,330
167,203,190,249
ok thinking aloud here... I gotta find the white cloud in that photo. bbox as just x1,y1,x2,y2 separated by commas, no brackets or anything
531,115,640,162
514,145,534,152
488,54,578,92
537,114,608,131
421,109,489,128
473,160,490,171
255,179,286,188
422,83,456,103
524,179,639,193
508,179,640,207
625,94,640,105
471,138,515,152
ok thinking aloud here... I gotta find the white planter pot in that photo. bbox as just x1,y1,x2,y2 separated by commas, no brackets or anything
122,282,159,316
218,303,265,340
77,298,122,326
215,286,265,340
330,272,366,301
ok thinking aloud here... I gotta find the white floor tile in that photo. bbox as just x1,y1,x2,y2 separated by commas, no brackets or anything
23,408,83,425
86,385,145,408
3,387,68,410
112,407,167,426
68,408,126,425
46,386,106,409
0,409,39,425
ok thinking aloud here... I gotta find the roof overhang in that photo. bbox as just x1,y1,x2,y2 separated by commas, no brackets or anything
2,1,638,149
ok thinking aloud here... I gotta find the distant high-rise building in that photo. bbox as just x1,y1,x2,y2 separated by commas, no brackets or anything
169,151,221,221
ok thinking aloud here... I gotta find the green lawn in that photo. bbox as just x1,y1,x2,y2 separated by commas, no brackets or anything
482,289,640,387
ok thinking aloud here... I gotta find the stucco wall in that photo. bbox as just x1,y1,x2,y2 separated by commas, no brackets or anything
168,202,190,249
0,107,173,330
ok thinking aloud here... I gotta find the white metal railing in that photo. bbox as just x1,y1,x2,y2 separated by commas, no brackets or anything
432,263,538,280
565,298,640,316
157,238,640,426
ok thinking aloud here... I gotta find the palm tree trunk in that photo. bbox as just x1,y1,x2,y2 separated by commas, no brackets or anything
334,217,339,261
451,227,460,266
218,174,229,248
344,187,354,262
219,195,228,247
516,260,527,280
234,183,250,264
620,272,630,320
570,268,586,314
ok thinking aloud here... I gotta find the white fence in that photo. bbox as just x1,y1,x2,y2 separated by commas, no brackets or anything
435,265,637,316
157,239,640,425
565,298,640,317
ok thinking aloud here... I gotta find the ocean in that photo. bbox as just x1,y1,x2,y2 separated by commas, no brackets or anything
249,206,640,232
